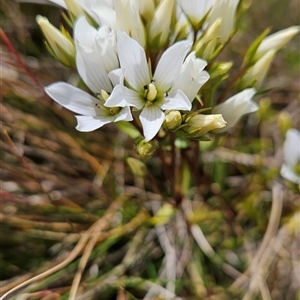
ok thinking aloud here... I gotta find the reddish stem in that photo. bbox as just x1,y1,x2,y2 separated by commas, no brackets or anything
0,28,45,94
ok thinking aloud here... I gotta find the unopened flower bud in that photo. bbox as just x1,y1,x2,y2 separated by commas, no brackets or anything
36,15,75,68
177,0,214,29
185,114,226,138
136,140,156,158
148,0,176,48
116,0,146,47
240,50,276,89
194,19,221,59
65,0,85,19
127,157,147,178
139,0,155,22
209,62,233,79
255,26,300,60
164,111,182,130
208,0,239,43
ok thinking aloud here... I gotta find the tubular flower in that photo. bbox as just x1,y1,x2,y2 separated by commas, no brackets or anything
281,129,300,184
212,88,258,133
105,31,192,141
255,26,300,60
177,0,215,28
208,0,239,43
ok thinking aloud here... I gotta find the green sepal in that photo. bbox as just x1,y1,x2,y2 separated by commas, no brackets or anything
115,121,142,140
243,28,271,67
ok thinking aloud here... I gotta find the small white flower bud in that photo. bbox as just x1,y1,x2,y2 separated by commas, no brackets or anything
185,114,226,138
164,111,182,130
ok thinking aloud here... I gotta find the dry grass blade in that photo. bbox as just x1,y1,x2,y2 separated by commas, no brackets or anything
0,199,123,300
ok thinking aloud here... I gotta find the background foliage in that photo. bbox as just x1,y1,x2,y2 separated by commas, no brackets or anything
1,0,299,299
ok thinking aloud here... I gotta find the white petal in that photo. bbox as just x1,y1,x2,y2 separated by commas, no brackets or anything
75,0,116,28
280,164,300,184
45,82,99,115
139,106,165,141
160,89,192,111
178,0,214,26
114,106,133,122
76,52,113,93
154,40,192,91
117,31,150,91
48,0,67,8
91,5,116,28
212,88,258,132
74,17,97,52
105,85,144,109
108,69,124,87
283,129,300,166
75,115,113,131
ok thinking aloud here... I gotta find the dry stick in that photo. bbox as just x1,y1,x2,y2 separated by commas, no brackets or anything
69,217,109,300
231,182,284,291
0,200,121,300
242,237,281,300
182,197,243,279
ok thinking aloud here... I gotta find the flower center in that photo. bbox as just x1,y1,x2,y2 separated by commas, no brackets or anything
144,81,158,106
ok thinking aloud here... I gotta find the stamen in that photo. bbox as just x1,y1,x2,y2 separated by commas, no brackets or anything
146,83,157,101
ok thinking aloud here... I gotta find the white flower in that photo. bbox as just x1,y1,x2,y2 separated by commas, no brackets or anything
74,17,119,94
281,129,300,184
75,0,116,28
171,52,209,102
241,50,276,89
255,26,300,60
208,0,239,43
148,0,176,48
45,82,132,131
105,31,192,141
115,0,146,47
178,0,215,28
212,88,258,133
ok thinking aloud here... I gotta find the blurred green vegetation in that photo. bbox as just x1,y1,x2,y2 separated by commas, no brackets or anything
1,0,299,299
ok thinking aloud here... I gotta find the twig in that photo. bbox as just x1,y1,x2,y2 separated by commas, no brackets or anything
231,182,284,291
0,200,122,300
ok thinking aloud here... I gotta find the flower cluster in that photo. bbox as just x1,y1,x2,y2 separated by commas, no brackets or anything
37,0,299,152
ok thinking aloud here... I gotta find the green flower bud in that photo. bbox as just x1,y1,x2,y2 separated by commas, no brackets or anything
36,15,75,68
164,111,182,131
136,139,156,158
